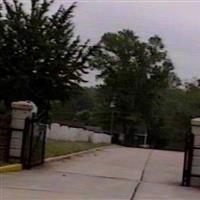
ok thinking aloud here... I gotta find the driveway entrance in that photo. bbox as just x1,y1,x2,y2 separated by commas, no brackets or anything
1,146,200,199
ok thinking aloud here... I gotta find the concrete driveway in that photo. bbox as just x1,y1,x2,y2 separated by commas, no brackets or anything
1,146,200,200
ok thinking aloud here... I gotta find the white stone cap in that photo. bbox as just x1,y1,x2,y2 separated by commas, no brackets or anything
11,101,33,111
191,118,200,126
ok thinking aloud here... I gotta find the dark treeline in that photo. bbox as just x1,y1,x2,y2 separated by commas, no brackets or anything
51,82,200,151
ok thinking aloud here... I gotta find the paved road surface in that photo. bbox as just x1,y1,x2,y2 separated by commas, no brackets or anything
1,146,200,199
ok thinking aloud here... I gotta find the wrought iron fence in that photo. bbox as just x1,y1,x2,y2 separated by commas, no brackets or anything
182,132,194,186
0,114,11,164
22,113,47,169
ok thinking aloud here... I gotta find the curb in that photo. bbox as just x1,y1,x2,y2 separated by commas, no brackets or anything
45,145,112,163
0,164,22,173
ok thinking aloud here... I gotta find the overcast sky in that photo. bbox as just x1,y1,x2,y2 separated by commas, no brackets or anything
9,0,200,85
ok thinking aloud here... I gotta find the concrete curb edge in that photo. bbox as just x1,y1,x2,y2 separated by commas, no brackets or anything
45,145,113,163
0,164,22,173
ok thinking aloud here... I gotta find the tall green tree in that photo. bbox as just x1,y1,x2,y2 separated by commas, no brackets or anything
50,87,97,123
0,0,94,111
92,30,175,144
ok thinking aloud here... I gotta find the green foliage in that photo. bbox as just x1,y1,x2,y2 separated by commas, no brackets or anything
146,87,200,150
0,0,95,111
49,83,200,150
76,110,91,125
92,29,174,137
0,101,6,114
50,87,97,124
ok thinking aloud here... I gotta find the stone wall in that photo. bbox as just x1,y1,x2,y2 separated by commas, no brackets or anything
47,123,111,144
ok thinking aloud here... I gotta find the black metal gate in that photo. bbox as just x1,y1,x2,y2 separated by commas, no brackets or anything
22,113,47,169
0,115,11,164
182,133,194,186
182,132,200,186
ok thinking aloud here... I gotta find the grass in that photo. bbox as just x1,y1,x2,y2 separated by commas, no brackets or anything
45,139,108,158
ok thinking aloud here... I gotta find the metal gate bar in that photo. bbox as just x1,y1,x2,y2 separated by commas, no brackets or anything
182,133,194,186
0,115,11,164
22,113,46,169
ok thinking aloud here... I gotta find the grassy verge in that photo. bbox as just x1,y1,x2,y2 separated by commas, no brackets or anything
45,139,108,158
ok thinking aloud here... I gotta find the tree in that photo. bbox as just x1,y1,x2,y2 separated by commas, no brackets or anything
153,86,200,150
50,87,97,124
92,30,175,145
0,0,95,111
